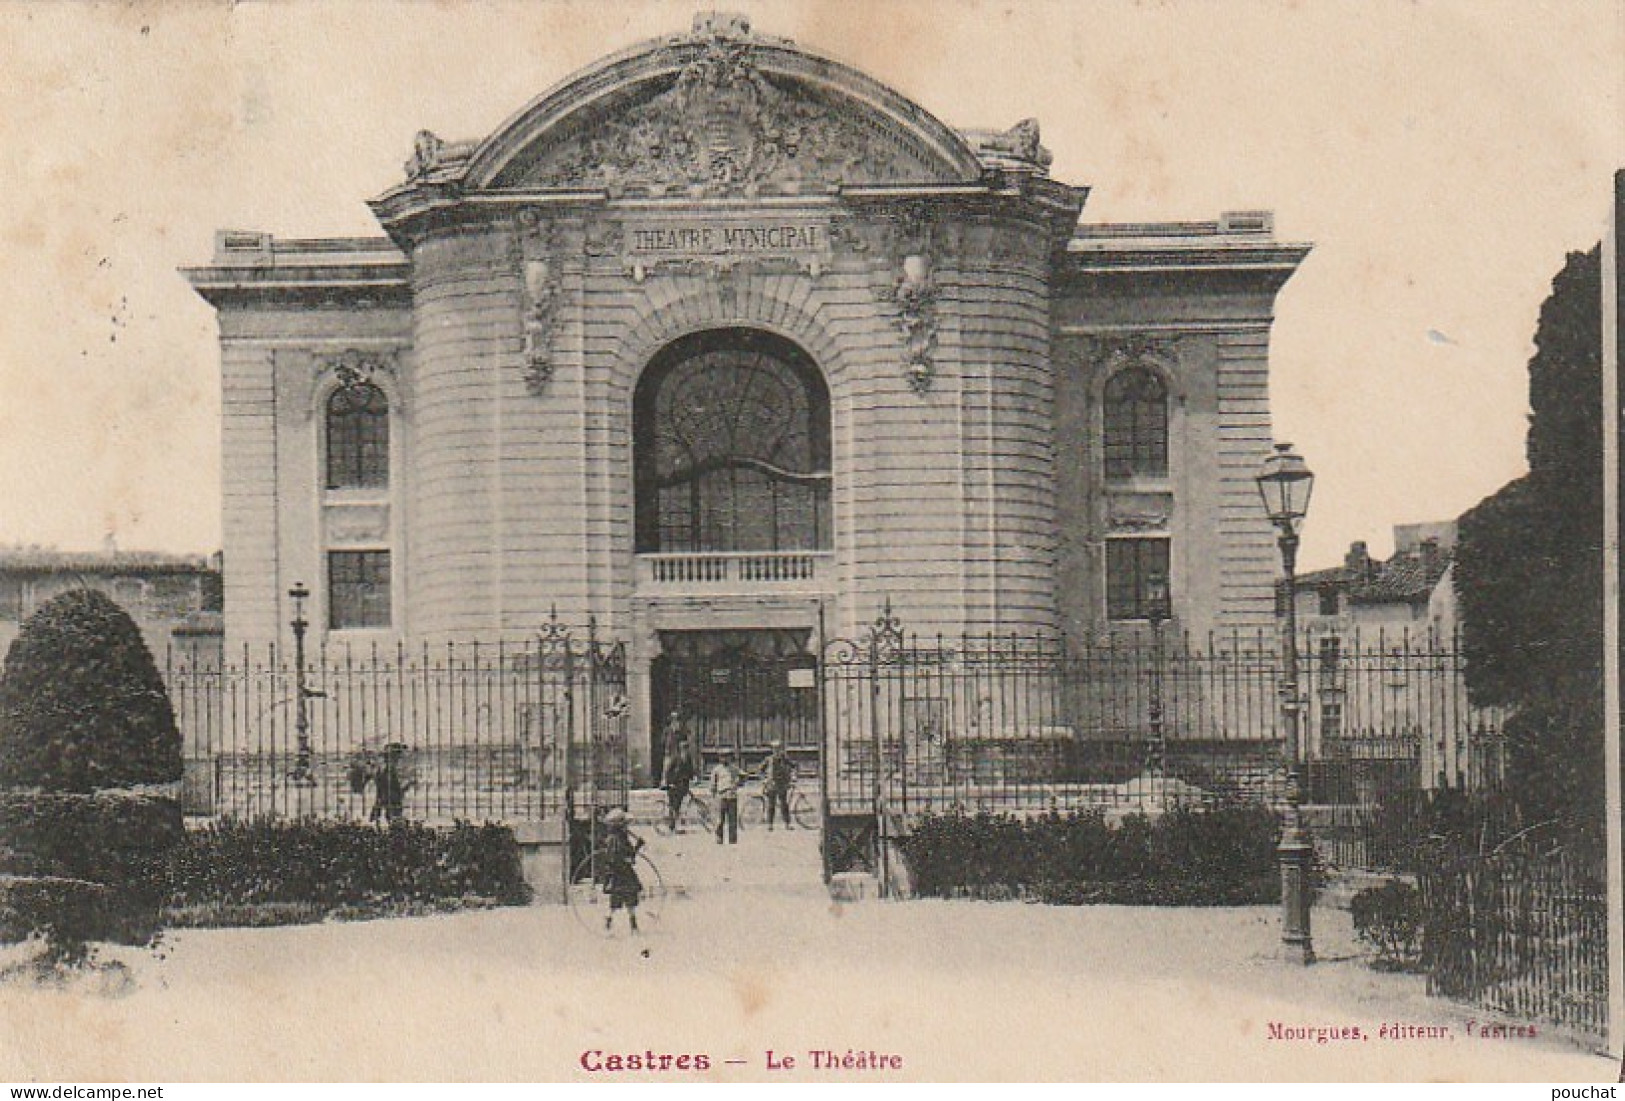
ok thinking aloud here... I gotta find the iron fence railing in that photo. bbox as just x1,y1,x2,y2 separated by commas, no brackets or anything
165,624,629,823
819,614,1506,820
1420,841,1607,1041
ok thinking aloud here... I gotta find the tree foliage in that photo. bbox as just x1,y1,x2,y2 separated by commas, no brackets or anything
1454,246,1602,828
0,588,182,792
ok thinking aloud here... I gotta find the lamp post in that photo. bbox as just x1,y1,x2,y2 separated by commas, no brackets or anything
1256,442,1315,965
1145,570,1170,777
288,583,317,789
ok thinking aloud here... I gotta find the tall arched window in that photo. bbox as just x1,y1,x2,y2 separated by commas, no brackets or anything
1103,366,1168,480
634,330,831,554
326,382,390,489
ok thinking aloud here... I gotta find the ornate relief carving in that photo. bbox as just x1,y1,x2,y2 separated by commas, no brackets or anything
1106,494,1173,533
402,129,476,181
871,204,940,394
892,254,939,394
326,350,397,398
583,222,625,258
1082,333,1179,371
967,118,1054,171
517,210,562,396
520,17,938,197
301,349,402,420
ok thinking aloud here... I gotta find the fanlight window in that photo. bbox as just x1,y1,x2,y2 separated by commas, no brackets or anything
635,331,831,554
326,382,390,489
1103,367,1168,479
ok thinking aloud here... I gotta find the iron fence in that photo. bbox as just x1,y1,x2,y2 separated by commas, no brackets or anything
820,610,1506,823
1420,841,1607,1041
166,620,629,823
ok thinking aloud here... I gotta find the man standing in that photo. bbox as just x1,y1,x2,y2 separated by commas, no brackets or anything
664,741,696,833
711,753,740,845
763,740,794,830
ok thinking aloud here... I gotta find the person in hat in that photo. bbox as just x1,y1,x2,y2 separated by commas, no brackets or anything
762,739,795,830
658,710,687,788
370,742,412,823
663,739,696,833
597,807,644,934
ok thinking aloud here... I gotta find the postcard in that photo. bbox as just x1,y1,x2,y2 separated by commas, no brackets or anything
0,0,1621,1084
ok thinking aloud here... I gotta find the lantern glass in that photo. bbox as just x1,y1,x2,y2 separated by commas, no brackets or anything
1255,443,1314,531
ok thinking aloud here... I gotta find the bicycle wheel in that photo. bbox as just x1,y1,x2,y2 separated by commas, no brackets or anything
685,793,713,834
569,849,666,932
790,791,817,831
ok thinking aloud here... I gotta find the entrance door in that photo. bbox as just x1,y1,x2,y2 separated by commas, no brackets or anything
651,628,817,775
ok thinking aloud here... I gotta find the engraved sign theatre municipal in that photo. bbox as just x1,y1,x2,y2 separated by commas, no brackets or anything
185,14,1309,785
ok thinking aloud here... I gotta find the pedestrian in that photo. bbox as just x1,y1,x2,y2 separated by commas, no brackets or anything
597,807,644,935
763,739,794,830
664,740,696,833
711,753,740,845
370,742,411,823
658,710,686,787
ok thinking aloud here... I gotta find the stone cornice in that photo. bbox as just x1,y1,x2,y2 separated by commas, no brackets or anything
181,233,410,308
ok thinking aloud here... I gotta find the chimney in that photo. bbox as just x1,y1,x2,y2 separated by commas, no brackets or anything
1419,536,1442,576
1344,541,1371,580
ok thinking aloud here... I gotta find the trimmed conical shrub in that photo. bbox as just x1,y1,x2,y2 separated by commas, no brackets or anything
0,589,183,969
0,588,181,792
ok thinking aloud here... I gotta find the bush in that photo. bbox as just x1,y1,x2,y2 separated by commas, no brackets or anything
898,803,1281,906
1351,880,1423,970
0,588,181,792
163,817,532,923
0,592,185,970
0,877,118,966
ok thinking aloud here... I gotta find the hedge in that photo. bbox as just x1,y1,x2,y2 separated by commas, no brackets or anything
0,793,181,962
897,804,1282,905
163,817,532,923
0,793,182,890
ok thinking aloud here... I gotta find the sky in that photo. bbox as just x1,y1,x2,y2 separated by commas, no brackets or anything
0,0,1619,570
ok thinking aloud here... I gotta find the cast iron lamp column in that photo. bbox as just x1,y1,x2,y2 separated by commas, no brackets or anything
1145,571,1170,777
1256,442,1316,965
288,583,317,790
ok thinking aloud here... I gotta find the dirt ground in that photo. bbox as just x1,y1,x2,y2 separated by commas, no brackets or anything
0,824,1614,1082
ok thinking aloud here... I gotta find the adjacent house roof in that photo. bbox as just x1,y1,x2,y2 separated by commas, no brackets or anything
0,549,217,576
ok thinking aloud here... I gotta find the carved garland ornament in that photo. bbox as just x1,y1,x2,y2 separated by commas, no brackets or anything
876,204,940,394
1081,333,1178,374
326,349,397,401
517,210,562,396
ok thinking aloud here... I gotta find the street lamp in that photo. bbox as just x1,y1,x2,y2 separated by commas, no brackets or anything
288,582,317,789
1256,441,1315,965
1144,570,1170,777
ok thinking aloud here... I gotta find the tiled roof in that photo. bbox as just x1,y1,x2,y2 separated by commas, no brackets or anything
1349,551,1451,605
1291,550,1451,605
0,549,215,575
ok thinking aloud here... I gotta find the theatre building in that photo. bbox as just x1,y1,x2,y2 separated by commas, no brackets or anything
184,13,1309,784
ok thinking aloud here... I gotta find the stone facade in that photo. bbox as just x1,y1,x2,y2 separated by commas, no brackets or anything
185,14,1308,775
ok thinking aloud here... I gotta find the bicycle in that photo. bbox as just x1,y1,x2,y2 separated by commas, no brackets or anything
567,844,667,932
651,787,713,836
745,773,817,830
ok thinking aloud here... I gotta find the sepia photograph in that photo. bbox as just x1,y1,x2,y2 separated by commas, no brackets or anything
0,0,1621,1085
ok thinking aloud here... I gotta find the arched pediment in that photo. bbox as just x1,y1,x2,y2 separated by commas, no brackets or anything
460,14,986,197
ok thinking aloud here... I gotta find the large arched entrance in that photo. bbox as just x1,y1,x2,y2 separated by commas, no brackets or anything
633,328,832,779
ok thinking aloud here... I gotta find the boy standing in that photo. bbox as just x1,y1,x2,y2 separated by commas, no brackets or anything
711,754,740,845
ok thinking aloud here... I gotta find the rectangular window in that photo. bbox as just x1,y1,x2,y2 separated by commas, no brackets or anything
1318,585,1340,617
328,550,391,630
1105,538,1170,621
